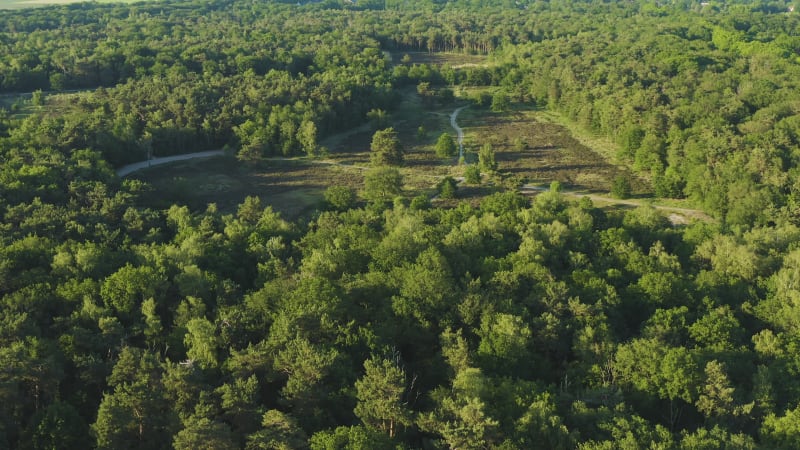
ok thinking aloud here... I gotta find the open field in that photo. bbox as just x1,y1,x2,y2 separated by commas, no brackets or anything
459,108,649,195
0,93,38,120
130,86,708,222
320,86,468,193
129,156,365,219
388,51,491,68
0,90,89,120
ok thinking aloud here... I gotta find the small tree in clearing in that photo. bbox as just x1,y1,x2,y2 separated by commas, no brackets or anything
370,128,404,166
464,165,481,185
435,133,457,158
438,177,458,199
611,174,633,199
478,143,497,172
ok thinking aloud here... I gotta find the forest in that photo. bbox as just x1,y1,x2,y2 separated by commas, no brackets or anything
3,0,800,448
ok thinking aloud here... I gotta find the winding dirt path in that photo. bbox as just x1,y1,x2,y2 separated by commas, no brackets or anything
450,106,468,160
116,150,225,177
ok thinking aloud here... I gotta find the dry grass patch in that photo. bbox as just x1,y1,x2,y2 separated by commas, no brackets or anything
460,109,649,195
388,51,490,68
131,156,364,219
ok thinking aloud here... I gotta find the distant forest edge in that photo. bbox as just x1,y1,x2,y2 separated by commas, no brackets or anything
4,0,800,227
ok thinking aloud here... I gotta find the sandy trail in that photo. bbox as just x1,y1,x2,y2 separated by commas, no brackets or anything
450,106,468,160
116,150,225,177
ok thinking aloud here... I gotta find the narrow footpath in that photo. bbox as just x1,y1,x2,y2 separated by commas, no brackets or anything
116,150,225,177
450,106,468,160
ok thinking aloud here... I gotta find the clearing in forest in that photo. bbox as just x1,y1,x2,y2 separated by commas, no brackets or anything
131,85,707,221
387,51,490,68
130,156,364,219
458,108,646,195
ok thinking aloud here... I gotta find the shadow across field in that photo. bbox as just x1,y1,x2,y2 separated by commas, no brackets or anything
130,156,364,219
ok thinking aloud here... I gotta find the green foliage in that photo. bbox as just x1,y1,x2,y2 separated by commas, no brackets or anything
273,337,339,418
93,348,177,449
420,368,499,449
31,90,44,107
490,90,510,112
246,410,308,449
5,2,800,449
477,313,533,375
309,425,393,450
409,195,430,210
761,404,800,449
24,401,91,450
173,416,238,450
479,191,528,217
184,317,219,369
354,357,412,437
478,143,498,172
618,126,645,161
324,186,357,211
695,360,748,422
464,165,481,185
363,167,403,204
437,176,458,199
610,175,632,199
434,133,457,158
298,120,319,157
614,339,700,404
370,128,404,167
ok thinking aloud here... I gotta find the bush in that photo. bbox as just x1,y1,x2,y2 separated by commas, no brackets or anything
491,90,510,112
435,133,457,158
464,165,481,184
410,195,430,210
438,177,458,199
611,174,633,199
478,143,497,172
324,186,356,211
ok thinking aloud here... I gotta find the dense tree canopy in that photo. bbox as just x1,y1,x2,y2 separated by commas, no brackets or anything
3,0,800,448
